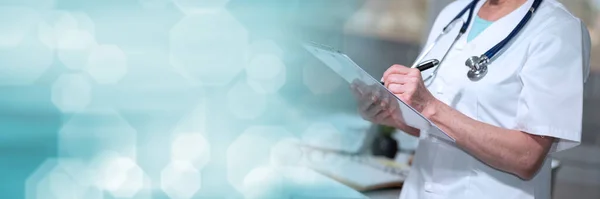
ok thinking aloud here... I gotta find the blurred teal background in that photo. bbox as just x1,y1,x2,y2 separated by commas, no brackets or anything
0,0,373,198
2,0,600,198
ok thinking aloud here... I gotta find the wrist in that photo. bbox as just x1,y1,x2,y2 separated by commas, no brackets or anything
422,98,442,121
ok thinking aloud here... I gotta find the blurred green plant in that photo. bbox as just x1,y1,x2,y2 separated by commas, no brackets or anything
372,125,398,159
378,125,396,136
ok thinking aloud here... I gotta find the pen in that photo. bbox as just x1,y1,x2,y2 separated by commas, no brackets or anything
380,59,439,85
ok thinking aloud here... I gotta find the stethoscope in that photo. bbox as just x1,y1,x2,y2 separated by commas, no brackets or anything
413,0,543,82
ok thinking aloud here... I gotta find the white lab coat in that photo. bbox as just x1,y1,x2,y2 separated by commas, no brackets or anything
399,0,590,199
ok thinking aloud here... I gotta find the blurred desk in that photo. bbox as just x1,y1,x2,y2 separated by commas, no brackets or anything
363,188,401,199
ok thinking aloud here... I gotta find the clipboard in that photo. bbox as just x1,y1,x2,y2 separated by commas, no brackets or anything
303,42,455,143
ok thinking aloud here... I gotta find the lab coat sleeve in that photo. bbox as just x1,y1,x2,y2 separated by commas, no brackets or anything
515,20,591,153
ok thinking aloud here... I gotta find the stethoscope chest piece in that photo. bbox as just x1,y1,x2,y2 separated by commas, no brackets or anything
465,55,488,81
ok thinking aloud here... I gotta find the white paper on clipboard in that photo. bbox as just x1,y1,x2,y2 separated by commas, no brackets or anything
303,42,455,143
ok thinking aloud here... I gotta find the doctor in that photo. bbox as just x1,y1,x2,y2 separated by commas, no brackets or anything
354,0,590,198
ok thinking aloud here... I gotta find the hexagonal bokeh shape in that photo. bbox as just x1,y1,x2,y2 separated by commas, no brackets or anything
249,39,283,59
58,109,137,159
303,60,343,94
71,12,95,34
171,133,211,169
172,0,230,15
38,11,76,49
269,138,303,167
38,11,96,51
25,158,103,199
25,158,57,199
51,74,92,113
227,80,266,119
0,6,40,47
161,161,201,199
227,126,295,191
91,151,145,198
246,54,287,94
86,44,128,84
241,166,286,199
48,11,97,71
0,7,54,85
56,29,97,70
53,159,97,187
169,10,248,86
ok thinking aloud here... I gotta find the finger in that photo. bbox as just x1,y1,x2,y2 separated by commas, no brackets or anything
387,83,407,94
363,88,388,115
385,75,421,85
350,84,362,98
351,82,370,97
398,94,413,105
382,64,410,81
374,108,391,122
351,79,367,90
386,97,401,114
379,90,390,109
406,68,422,77
366,104,385,119
358,90,379,113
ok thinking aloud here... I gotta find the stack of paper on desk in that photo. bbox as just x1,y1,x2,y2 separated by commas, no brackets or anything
298,146,410,192
242,166,369,199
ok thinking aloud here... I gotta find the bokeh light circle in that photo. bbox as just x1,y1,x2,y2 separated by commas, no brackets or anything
58,109,137,159
56,30,97,70
91,151,145,198
25,158,103,199
241,166,286,199
86,44,128,84
0,6,40,47
246,54,287,94
51,74,92,113
169,9,248,86
0,6,54,85
226,126,295,191
38,11,96,50
70,12,95,34
171,133,211,169
160,161,201,199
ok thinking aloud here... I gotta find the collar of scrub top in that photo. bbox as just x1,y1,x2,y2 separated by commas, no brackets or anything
455,0,543,71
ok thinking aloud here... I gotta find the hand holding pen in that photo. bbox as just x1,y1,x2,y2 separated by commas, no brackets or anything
380,59,439,85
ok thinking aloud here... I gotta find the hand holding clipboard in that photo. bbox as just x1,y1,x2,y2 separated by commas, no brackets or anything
303,42,455,143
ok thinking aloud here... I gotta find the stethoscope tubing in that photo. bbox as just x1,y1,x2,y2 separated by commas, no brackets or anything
414,0,542,84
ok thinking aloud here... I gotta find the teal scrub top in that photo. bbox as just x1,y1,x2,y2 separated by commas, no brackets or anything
467,15,494,42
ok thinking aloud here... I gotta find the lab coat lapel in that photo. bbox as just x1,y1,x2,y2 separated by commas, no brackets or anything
465,0,535,57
